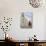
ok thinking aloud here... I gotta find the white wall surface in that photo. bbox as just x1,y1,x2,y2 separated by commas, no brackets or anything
0,0,46,40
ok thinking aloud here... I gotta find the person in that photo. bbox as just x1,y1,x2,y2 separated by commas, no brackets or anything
28,21,32,26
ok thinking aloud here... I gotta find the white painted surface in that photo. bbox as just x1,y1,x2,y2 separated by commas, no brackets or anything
0,0,46,40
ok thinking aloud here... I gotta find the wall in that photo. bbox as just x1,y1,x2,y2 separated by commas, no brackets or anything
0,0,46,40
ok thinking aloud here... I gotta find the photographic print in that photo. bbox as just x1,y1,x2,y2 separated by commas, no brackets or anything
20,12,33,28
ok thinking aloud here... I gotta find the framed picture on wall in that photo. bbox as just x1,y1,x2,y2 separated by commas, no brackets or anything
20,12,33,28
